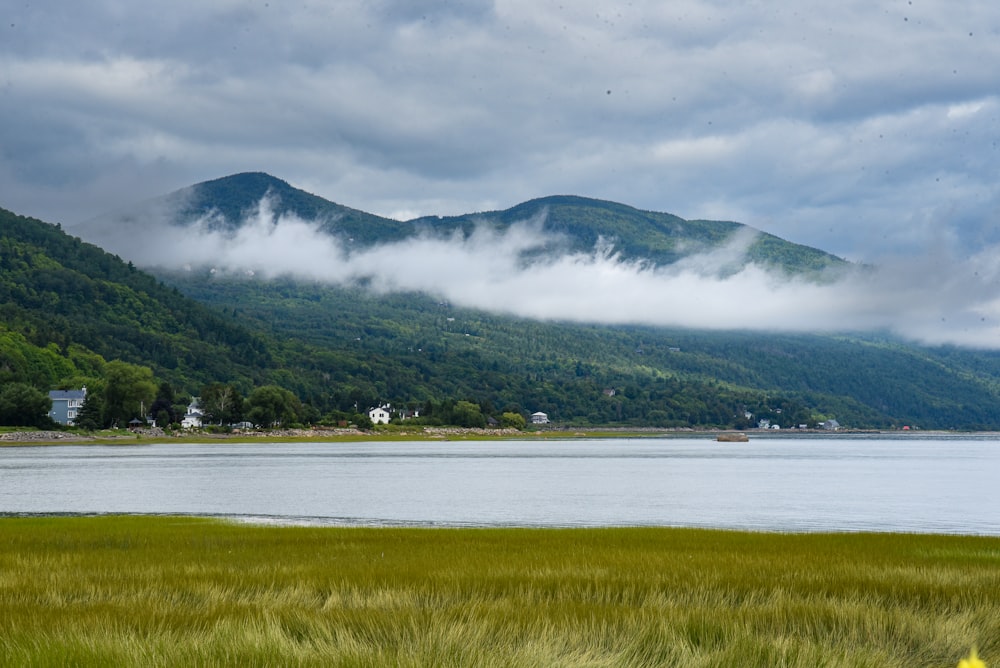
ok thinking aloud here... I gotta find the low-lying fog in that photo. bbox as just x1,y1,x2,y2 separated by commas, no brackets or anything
73,197,1000,348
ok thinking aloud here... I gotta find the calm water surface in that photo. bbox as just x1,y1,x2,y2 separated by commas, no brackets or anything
1,436,998,534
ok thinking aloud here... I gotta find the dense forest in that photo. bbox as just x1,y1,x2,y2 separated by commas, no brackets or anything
0,207,272,391
7,192,1000,431
168,274,1000,430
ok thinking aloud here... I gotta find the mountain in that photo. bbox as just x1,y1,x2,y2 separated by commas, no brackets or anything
10,175,1000,430
75,172,846,276
411,195,845,274
0,206,275,391
73,172,412,252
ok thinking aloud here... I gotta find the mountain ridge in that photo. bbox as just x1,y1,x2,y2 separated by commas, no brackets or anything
9,176,1000,430
74,172,847,276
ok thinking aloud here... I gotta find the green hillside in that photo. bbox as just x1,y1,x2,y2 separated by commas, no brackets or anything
0,207,273,392
177,172,414,242
412,195,845,274
8,185,1000,431
168,272,1000,430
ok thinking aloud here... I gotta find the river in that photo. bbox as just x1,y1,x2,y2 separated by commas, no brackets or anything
1,435,997,534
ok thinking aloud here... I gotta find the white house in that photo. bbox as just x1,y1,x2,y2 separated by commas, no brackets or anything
181,398,204,429
368,405,391,424
530,411,549,425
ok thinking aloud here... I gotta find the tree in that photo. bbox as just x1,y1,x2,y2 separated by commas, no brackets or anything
102,361,156,428
0,383,52,428
353,412,374,431
150,381,180,427
74,392,104,431
200,382,244,426
500,411,527,430
245,385,300,428
452,400,486,428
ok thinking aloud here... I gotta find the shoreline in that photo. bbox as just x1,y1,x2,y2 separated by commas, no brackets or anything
2,425,997,446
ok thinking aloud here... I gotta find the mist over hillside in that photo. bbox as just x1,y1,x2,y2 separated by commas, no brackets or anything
9,198,1000,430
73,173,1000,348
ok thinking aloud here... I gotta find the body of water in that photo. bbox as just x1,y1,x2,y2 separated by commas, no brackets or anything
1,436,998,534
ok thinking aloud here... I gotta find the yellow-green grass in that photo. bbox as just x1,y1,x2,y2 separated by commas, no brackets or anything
0,517,996,666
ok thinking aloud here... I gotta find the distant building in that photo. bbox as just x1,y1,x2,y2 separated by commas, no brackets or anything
48,387,86,426
368,405,391,424
820,419,841,431
181,398,204,429
530,411,549,425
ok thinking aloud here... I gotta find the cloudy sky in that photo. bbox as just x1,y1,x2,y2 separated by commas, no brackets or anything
3,0,999,262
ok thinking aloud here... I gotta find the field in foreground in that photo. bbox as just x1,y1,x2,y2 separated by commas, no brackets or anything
0,518,996,667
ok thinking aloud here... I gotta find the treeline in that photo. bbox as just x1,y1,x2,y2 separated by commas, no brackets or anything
0,348,532,431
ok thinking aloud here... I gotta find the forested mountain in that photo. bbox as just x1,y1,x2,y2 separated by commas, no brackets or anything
8,175,1000,431
76,172,846,275
411,195,845,274
167,273,1000,430
0,207,274,392
73,172,412,255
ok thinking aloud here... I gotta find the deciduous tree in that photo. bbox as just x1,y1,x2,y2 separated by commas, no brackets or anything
200,382,244,426
102,361,156,428
0,383,52,428
246,385,300,428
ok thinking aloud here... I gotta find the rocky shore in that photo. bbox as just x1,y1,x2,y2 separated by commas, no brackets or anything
0,430,94,442
0,425,528,444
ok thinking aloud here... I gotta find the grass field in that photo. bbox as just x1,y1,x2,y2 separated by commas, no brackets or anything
0,517,996,666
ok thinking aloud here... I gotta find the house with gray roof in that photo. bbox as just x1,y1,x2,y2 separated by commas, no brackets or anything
48,387,87,426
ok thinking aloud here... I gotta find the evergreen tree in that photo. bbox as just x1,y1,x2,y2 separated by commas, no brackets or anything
74,392,103,431
150,381,180,426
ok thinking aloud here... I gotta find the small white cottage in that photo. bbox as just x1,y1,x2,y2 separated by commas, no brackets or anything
368,405,391,424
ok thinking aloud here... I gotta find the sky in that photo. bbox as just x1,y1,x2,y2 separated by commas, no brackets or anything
5,1,1000,347
2,0,999,261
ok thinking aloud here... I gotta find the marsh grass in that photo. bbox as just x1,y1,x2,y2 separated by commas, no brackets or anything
0,517,996,666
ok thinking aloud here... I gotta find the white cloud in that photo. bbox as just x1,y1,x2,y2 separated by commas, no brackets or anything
947,100,986,119
79,197,1000,349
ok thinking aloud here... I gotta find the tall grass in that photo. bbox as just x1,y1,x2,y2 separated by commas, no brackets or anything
0,517,996,666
